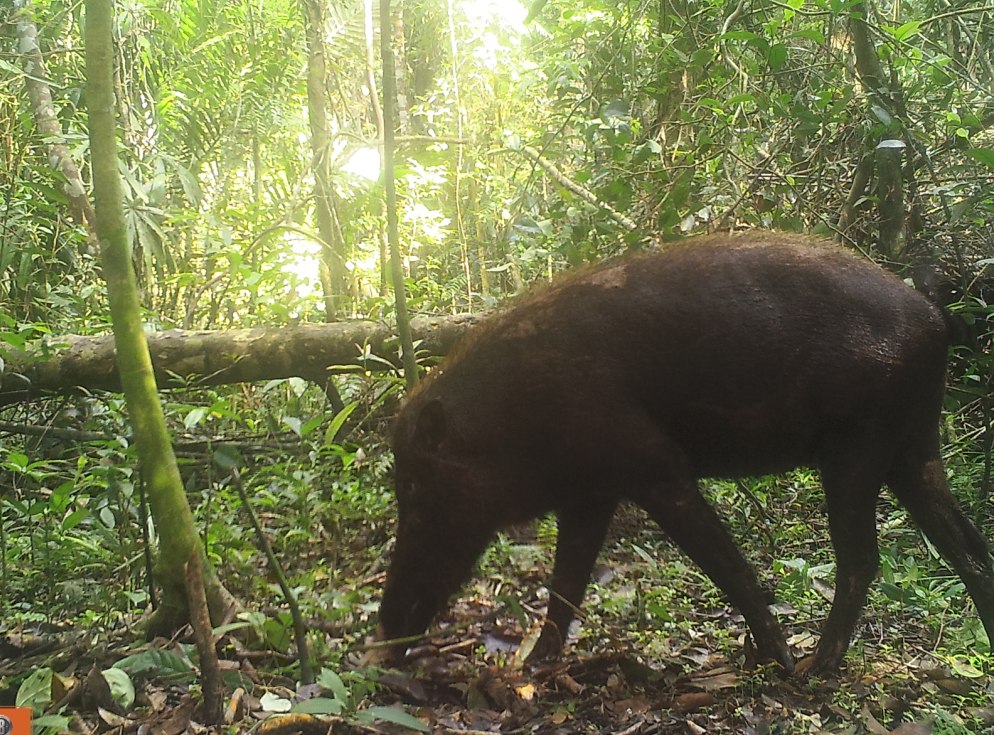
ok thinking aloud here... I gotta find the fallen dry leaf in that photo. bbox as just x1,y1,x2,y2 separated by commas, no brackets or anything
147,688,167,712
97,706,132,728
930,678,974,696
154,697,194,735
516,683,536,701
672,692,718,713
861,703,890,735
610,695,651,715
688,667,738,691
554,673,583,694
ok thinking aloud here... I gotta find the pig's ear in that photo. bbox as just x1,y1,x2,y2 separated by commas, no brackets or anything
414,399,447,450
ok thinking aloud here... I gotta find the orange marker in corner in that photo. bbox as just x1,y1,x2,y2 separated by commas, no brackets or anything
0,709,31,735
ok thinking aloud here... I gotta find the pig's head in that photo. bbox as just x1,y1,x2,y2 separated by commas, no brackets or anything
378,396,498,653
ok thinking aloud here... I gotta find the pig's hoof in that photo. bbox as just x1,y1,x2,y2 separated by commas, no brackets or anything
771,644,795,674
359,642,402,667
793,654,819,677
360,625,407,667
793,652,840,679
750,635,794,674
524,628,563,662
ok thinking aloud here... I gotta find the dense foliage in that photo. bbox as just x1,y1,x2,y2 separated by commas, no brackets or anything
2,0,994,730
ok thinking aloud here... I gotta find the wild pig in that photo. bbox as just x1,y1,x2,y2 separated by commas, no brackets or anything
378,232,994,674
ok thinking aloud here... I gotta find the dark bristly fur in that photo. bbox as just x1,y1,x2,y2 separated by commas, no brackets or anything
378,232,994,674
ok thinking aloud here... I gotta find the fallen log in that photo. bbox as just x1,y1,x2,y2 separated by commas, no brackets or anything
0,314,482,405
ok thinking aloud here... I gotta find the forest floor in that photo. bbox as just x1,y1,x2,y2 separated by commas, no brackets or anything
336,507,994,735
3,494,993,734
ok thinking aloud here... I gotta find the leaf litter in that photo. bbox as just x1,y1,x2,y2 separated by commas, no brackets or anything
2,509,991,733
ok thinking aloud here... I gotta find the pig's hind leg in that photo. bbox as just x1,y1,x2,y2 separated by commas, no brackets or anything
886,431,994,650
634,475,794,672
803,448,887,674
529,500,618,660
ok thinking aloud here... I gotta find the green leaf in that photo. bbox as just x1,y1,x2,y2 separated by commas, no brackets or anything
114,648,193,678
698,97,724,113
725,93,757,107
300,414,324,438
766,43,788,70
61,509,88,531
260,691,292,713
283,416,303,437
950,658,986,679
212,621,253,636
791,29,825,43
357,706,429,732
317,668,351,705
290,697,346,715
889,20,921,41
263,618,292,652
633,139,663,165
630,543,659,569
212,443,244,472
32,714,72,734
3,452,29,472
102,668,136,709
512,216,553,236
183,406,208,430
879,582,906,602
870,105,893,125
16,667,53,711
966,148,994,171
325,402,359,445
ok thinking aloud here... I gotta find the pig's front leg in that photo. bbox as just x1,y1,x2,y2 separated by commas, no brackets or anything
529,500,618,661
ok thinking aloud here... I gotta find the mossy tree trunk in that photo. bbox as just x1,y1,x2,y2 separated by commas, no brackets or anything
84,0,236,639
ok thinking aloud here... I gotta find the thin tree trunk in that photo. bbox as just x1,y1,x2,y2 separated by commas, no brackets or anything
303,0,346,319
836,152,874,239
467,172,490,300
381,0,419,388
364,0,389,297
848,0,907,261
390,6,411,135
446,0,473,309
232,467,314,684
876,143,905,258
14,0,97,245
185,549,224,724
84,0,237,645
